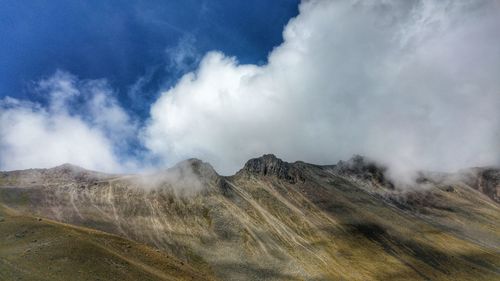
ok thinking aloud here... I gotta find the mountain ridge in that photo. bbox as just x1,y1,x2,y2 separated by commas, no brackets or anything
0,154,499,280
1,153,498,203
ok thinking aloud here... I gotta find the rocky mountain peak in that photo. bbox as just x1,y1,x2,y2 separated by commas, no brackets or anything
334,155,393,188
335,155,369,171
240,154,304,183
242,154,288,174
171,158,219,180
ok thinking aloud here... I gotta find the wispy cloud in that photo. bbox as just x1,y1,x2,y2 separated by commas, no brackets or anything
0,71,138,172
165,34,201,75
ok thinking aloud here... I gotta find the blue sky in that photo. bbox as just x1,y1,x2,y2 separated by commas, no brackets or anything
1,1,499,178
0,0,299,117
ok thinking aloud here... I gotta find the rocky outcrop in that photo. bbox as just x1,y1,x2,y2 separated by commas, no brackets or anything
239,154,304,183
171,158,220,182
461,167,500,203
333,155,394,189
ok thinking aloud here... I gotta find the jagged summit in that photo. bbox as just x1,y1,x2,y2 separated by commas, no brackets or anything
335,155,377,171
238,154,391,185
239,154,304,183
31,156,498,202
1,154,500,280
242,154,289,175
332,155,393,187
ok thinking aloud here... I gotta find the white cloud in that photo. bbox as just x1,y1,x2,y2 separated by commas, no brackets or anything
2,1,499,182
144,0,500,181
165,34,201,74
0,71,136,172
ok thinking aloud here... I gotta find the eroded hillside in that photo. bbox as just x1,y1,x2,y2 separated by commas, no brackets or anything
0,155,499,280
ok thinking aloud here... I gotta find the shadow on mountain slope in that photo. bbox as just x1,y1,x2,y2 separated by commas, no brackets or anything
0,154,499,280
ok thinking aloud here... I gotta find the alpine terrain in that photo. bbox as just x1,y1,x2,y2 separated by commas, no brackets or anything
0,154,499,280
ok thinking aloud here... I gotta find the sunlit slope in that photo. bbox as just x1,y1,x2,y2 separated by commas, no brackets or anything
0,155,499,280
0,205,213,281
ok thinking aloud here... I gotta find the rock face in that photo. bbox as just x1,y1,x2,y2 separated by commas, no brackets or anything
240,154,304,183
241,154,291,177
334,155,394,189
0,156,499,281
461,167,500,203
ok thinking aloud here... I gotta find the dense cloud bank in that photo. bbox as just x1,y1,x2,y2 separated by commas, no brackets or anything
2,1,500,182
145,0,500,181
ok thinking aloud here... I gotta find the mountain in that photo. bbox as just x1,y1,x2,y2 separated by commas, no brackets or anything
0,155,499,281
0,205,212,281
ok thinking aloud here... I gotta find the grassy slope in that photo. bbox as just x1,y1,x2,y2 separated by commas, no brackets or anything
0,205,213,281
0,162,499,280
229,170,500,281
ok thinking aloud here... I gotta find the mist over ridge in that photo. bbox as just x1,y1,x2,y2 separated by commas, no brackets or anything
1,0,499,185
1,1,500,280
